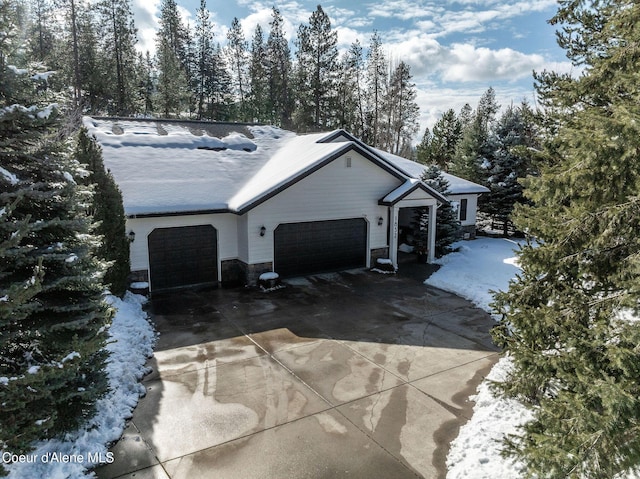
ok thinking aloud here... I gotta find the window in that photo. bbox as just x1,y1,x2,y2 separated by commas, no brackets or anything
459,198,468,222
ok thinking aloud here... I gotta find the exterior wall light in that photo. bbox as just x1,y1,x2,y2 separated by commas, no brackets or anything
260,226,266,237
378,217,384,226
128,230,136,243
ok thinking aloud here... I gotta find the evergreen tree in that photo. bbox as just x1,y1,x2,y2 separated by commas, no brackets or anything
248,24,268,122
155,0,191,116
193,0,214,120
75,128,129,296
450,88,500,184
481,102,539,236
492,1,640,477
412,166,460,258
0,50,109,464
207,43,233,120
415,127,432,165
226,17,249,121
56,0,85,107
419,165,460,258
382,61,419,157
417,109,462,170
96,0,139,115
76,8,108,113
364,31,387,146
294,5,338,131
265,7,293,127
156,0,189,69
155,36,189,117
335,44,363,135
27,0,55,65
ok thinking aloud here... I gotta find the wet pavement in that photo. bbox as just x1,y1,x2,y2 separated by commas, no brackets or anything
96,267,499,479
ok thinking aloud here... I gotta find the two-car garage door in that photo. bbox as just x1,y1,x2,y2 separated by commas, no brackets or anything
274,218,367,278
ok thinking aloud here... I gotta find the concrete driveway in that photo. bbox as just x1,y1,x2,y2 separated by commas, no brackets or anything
97,267,499,479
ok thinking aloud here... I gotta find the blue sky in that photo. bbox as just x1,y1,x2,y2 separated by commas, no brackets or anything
132,0,573,135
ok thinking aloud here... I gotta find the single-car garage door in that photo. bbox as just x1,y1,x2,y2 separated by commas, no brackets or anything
148,225,218,291
274,218,367,278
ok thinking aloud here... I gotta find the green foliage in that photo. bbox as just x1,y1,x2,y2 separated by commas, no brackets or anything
492,1,640,476
480,102,540,235
0,43,109,467
412,166,461,258
294,5,338,131
75,127,130,296
416,108,462,170
450,87,500,185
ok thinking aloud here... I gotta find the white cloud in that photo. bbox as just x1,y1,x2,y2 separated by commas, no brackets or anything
442,44,545,82
132,0,160,54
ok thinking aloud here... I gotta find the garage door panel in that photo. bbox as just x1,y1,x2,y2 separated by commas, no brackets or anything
148,225,218,291
274,219,367,278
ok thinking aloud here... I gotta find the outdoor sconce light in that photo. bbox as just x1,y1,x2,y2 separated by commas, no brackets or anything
259,226,266,237
128,230,136,243
378,217,384,226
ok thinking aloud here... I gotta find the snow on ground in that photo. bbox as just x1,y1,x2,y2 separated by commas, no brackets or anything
424,237,532,478
430,237,640,479
6,292,156,479
426,236,523,314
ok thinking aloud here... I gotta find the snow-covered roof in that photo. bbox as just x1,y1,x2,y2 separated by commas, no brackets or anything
371,148,490,195
380,179,449,205
83,117,487,217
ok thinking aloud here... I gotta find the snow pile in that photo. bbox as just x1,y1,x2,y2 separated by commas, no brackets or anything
425,237,523,314
432,238,640,478
259,272,279,281
0,166,19,185
6,292,156,479
422,237,532,478
446,356,533,479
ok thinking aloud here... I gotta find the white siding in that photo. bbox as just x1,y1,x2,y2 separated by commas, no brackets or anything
236,214,249,263
246,151,401,265
447,194,479,226
126,213,238,281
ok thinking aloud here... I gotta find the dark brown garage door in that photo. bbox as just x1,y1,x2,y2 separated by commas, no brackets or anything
148,225,218,291
274,219,367,278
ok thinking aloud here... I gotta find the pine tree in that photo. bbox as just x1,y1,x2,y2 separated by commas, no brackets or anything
0,49,109,464
492,1,640,477
75,128,129,296
207,43,233,120
450,88,500,184
96,0,139,115
412,166,460,258
417,109,462,170
27,0,55,65
481,102,539,236
248,24,268,122
155,36,189,117
382,61,419,157
226,17,249,121
293,5,339,131
335,44,364,135
193,0,214,120
265,7,293,128
364,31,387,146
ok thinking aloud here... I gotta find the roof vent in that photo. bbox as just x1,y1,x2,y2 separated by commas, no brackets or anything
345,157,352,168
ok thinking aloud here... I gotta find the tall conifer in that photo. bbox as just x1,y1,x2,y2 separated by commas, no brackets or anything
492,1,640,477
0,36,109,464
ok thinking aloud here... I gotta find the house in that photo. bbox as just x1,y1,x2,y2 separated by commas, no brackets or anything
83,117,489,292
